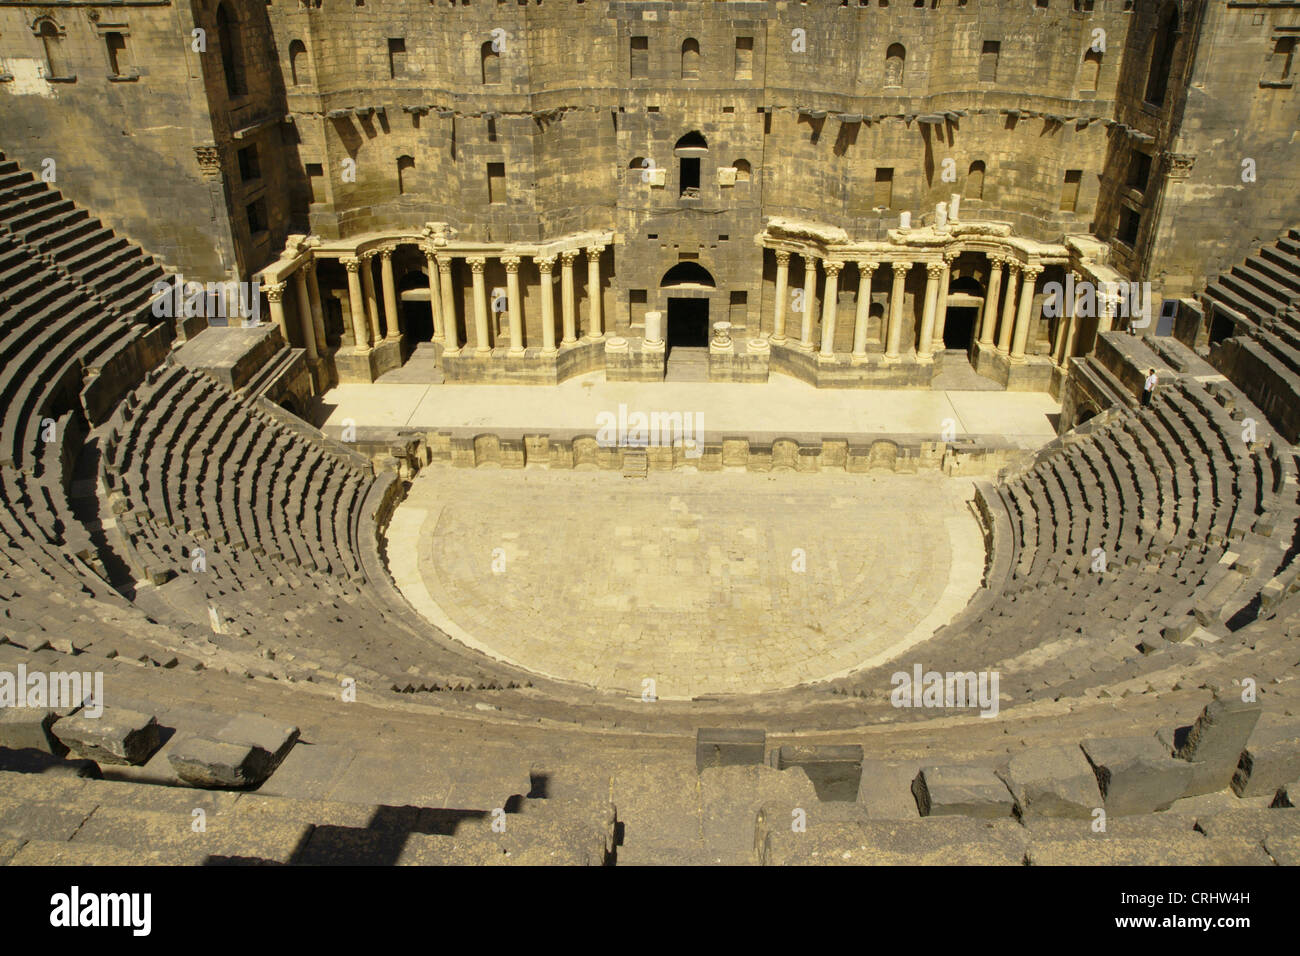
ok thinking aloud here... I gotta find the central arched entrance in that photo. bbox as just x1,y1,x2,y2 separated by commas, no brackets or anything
660,262,715,377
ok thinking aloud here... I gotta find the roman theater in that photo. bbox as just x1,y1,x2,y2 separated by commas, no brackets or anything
0,0,1297,866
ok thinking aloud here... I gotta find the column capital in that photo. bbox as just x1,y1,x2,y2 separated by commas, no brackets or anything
926,262,944,279
774,249,792,265
1005,259,1022,275
380,248,394,262
560,249,580,265
467,256,487,274
1023,263,1043,279
941,251,958,266
823,260,843,277
585,245,605,260
502,255,522,272
988,252,1007,267
537,255,556,271
892,261,910,277
264,282,286,302
436,255,453,275
342,257,361,273
858,259,878,273
359,249,377,262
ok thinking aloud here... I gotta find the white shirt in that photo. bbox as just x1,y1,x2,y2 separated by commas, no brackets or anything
1145,374,1158,392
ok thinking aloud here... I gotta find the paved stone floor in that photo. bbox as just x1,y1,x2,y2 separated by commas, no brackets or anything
314,370,1061,446
387,467,987,699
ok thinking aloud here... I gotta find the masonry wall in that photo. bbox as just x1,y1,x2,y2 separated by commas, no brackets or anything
0,1,235,276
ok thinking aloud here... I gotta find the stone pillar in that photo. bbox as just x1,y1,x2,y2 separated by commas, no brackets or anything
380,249,400,341
306,261,327,351
503,255,524,354
1054,271,1079,366
265,282,289,343
931,253,955,352
1097,286,1117,335
997,262,1021,354
644,310,664,346
343,257,370,350
469,256,490,353
438,256,458,351
537,256,557,354
799,254,817,351
360,252,382,344
292,268,318,360
772,250,791,343
560,251,578,345
585,245,604,340
425,252,444,342
852,261,876,358
917,263,942,361
818,261,842,357
1011,265,1041,362
885,261,909,360
980,255,1004,347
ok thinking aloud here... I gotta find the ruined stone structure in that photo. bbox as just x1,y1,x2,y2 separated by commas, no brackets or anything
3,0,1298,389
1,4,1299,867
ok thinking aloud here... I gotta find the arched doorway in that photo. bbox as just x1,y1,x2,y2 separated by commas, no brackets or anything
944,275,984,350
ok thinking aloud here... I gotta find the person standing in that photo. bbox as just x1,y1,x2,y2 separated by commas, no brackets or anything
1142,368,1158,406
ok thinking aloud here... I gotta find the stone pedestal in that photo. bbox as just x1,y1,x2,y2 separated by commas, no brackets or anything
605,335,665,382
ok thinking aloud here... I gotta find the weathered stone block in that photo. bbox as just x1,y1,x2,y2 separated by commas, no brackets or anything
1002,746,1102,819
53,709,161,766
1232,722,1300,798
1175,697,1263,796
0,708,67,756
1082,736,1193,815
912,765,1015,818
169,738,277,789
696,727,764,773
856,760,921,819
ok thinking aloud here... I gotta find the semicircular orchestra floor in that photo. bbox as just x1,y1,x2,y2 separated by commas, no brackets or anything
386,467,987,699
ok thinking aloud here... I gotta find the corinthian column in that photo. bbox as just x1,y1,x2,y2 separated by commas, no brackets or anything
818,261,842,357
380,249,400,341
981,254,1004,347
468,256,490,353
425,250,444,341
292,268,318,360
852,261,876,358
917,263,942,362
438,256,458,351
1011,265,1042,362
885,261,910,360
537,256,557,354
997,262,1021,354
503,255,524,354
265,282,289,342
931,253,955,352
359,252,381,344
799,254,818,351
585,245,604,339
560,250,578,345
342,257,370,350
772,250,791,343
306,260,327,350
